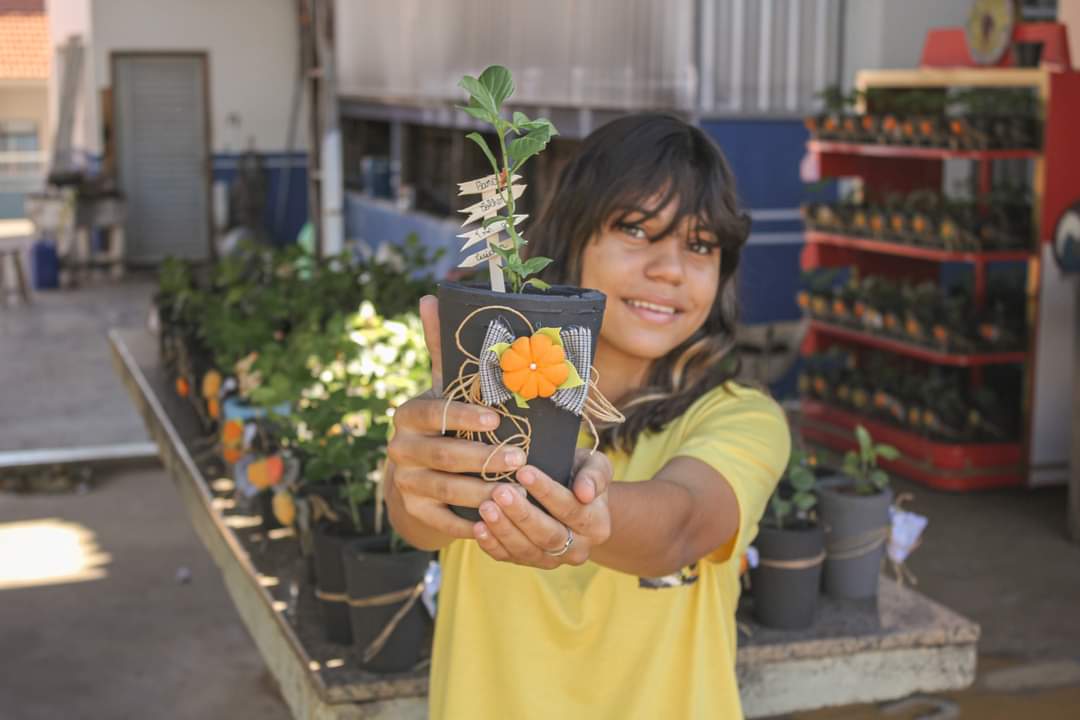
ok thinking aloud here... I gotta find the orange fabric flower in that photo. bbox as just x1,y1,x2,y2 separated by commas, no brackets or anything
499,333,569,400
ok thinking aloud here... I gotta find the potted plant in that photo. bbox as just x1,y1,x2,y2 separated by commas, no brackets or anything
438,66,619,520
817,425,899,600
750,449,825,630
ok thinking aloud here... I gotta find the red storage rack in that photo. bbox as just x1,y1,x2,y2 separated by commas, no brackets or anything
799,61,1080,491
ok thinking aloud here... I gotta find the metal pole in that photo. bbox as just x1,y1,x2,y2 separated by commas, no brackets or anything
316,0,344,257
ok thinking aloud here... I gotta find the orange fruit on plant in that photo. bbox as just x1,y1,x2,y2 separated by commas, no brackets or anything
499,333,569,400
223,447,244,464
201,370,222,399
175,377,190,397
273,491,296,527
207,397,220,420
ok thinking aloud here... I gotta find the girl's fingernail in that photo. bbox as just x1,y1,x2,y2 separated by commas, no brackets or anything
481,412,498,428
475,523,488,539
480,503,499,522
495,487,514,506
518,468,534,486
504,449,525,467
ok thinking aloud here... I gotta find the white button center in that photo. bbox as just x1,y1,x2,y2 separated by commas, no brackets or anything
529,363,537,370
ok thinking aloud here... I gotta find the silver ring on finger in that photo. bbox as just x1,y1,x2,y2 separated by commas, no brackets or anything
544,526,574,557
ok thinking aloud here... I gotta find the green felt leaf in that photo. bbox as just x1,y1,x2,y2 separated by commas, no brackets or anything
487,342,511,359
535,327,564,348
558,360,585,390
511,391,530,409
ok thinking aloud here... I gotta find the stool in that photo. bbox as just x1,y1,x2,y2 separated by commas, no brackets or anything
0,245,32,306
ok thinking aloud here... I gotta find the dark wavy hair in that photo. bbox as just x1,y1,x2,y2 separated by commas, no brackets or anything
527,113,751,452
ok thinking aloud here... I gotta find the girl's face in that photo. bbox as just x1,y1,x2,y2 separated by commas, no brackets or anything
579,197,722,372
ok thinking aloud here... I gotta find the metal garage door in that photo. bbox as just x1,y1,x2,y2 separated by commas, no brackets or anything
113,55,210,262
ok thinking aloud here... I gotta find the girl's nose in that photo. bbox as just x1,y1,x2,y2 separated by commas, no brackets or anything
643,235,685,285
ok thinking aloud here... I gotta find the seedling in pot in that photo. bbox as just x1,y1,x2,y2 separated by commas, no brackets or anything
768,449,818,530
842,425,900,495
456,65,558,293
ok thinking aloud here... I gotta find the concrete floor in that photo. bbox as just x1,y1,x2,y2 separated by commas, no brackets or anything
0,276,152,451
3,278,1080,718
0,466,290,720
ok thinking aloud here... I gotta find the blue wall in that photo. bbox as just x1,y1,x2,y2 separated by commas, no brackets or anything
211,152,309,246
700,119,808,325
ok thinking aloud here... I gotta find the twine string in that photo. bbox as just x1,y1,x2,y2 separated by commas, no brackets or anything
825,526,890,561
757,550,827,570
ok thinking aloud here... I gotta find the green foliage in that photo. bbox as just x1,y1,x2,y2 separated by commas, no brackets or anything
769,449,818,529
841,425,900,495
457,65,558,293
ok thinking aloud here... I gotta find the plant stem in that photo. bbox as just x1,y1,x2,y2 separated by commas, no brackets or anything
496,123,522,293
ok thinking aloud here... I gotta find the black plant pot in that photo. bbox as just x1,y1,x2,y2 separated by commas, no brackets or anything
301,484,376,583
343,535,432,673
817,481,892,600
750,523,825,630
257,490,283,531
1014,41,1043,68
312,522,358,645
437,282,606,521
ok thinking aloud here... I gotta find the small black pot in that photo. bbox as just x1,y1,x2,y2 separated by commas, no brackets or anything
343,535,432,673
300,484,376,583
257,490,283,531
1014,41,1043,68
312,522,358,645
817,479,892,600
437,282,606,521
750,523,825,630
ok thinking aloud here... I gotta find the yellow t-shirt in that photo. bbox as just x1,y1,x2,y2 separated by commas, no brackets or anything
428,383,790,719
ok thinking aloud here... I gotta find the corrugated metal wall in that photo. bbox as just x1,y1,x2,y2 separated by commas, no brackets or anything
335,0,842,115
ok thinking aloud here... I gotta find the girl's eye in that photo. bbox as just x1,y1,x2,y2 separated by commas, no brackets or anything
688,238,720,256
615,222,648,240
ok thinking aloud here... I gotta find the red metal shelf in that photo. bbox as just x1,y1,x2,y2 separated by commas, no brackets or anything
807,140,1041,160
800,398,1025,491
804,231,1033,264
808,320,1027,367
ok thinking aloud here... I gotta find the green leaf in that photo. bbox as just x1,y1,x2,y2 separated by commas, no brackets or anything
479,65,514,109
558,360,585,391
855,425,873,457
511,391,530,409
793,493,817,511
789,467,816,491
875,444,900,460
508,128,552,170
523,278,551,291
465,133,500,175
519,256,553,276
511,110,531,131
457,103,496,124
486,342,511,358
535,327,565,348
458,75,496,115
483,214,511,228
773,498,793,520
870,468,890,490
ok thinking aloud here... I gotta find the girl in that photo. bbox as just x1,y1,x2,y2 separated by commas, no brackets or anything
386,113,790,719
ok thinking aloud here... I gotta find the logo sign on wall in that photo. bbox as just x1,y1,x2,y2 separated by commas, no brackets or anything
1053,200,1080,274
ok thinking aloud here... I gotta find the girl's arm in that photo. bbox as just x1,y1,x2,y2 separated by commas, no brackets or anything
472,453,740,577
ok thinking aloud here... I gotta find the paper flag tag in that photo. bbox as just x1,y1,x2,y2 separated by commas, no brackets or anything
459,184,526,226
459,239,515,268
458,173,522,196
887,507,928,564
458,215,527,251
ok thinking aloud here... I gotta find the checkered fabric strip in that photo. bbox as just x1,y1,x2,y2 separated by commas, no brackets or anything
552,326,591,415
479,318,514,406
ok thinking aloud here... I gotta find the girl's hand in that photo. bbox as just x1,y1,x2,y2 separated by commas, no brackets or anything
387,295,528,540
473,448,613,569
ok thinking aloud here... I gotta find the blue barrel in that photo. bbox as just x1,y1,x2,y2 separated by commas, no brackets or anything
31,239,59,289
